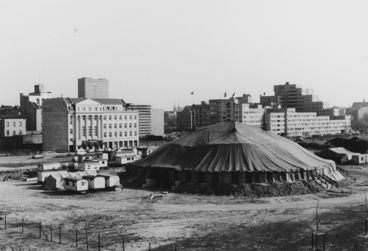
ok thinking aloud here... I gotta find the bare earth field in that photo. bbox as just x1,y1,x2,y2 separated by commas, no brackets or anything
1,165,368,250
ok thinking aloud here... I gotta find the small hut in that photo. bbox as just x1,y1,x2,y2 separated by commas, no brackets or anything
44,173,68,190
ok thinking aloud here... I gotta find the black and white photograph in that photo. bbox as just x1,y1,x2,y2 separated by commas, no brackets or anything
1,0,368,250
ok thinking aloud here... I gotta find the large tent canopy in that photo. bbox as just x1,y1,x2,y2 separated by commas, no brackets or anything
133,122,336,174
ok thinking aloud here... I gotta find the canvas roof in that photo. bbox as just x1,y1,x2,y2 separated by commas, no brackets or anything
131,122,336,173
328,147,355,155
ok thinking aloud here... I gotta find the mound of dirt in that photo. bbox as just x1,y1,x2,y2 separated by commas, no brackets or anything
172,181,323,197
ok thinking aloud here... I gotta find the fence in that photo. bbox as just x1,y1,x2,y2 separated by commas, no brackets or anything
4,209,368,251
0,211,180,251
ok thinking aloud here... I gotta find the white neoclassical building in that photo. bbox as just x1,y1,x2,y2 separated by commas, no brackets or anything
43,98,139,152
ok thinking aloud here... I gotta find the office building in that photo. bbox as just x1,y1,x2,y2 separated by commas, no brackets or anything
43,98,139,152
78,77,109,99
127,104,151,137
150,108,164,136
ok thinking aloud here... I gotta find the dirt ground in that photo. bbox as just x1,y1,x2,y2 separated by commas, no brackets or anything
1,165,368,250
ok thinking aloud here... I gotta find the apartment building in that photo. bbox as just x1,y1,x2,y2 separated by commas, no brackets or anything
265,108,350,137
240,104,266,128
176,94,252,130
43,98,139,152
0,118,26,137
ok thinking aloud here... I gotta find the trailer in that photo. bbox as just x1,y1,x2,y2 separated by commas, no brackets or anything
64,177,88,192
82,175,106,190
97,173,120,189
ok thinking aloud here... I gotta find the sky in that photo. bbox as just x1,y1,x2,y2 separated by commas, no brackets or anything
1,0,368,110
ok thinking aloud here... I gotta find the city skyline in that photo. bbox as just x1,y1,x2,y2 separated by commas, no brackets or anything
2,0,368,110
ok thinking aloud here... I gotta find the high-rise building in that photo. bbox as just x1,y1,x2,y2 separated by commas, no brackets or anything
20,84,52,132
150,108,164,136
127,104,151,137
43,98,139,152
78,77,109,99
260,82,331,115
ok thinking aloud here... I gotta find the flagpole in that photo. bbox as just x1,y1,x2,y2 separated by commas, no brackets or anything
191,91,195,131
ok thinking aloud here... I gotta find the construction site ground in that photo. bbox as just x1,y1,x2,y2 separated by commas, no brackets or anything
1,164,368,250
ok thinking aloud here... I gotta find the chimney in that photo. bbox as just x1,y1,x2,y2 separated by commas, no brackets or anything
34,84,44,94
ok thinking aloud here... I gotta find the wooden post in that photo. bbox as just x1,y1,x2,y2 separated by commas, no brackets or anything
75,228,78,247
86,229,89,250
21,217,24,234
50,225,53,242
315,233,318,250
98,233,101,251
59,226,62,244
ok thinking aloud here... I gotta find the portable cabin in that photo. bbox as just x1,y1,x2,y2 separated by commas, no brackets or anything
38,162,62,171
77,154,94,163
136,147,157,158
38,170,67,183
95,152,108,161
97,173,120,188
352,154,366,165
82,175,106,190
78,160,100,171
318,147,354,164
97,158,108,168
64,177,89,192
44,173,67,190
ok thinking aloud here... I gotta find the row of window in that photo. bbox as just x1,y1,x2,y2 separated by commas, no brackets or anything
71,127,137,137
70,115,137,124
103,123,137,129
6,130,23,136
103,131,137,137
5,121,23,127
76,105,121,112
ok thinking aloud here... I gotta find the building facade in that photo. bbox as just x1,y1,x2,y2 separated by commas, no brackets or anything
265,108,351,137
78,77,109,99
43,98,139,152
127,104,151,137
260,82,331,115
0,118,26,137
240,104,266,128
150,108,164,136
176,94,252,131
20,84,52,132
